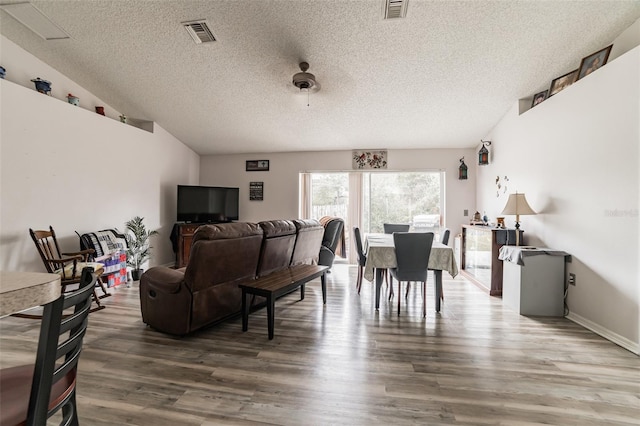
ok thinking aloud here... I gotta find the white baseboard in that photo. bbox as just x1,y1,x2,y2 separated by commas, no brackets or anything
566,312,639,355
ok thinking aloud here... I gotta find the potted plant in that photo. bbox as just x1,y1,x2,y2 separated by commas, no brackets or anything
124,216,159,281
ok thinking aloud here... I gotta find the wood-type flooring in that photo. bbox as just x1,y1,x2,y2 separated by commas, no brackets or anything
1,264,638,425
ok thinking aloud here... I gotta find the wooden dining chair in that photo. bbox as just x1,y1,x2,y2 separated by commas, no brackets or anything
383,223,410,234
28,226,109,316
388,232,434,317
0,267,97,426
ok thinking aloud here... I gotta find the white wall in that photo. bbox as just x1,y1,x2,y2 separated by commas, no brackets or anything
610,16,640,61
0,38,200,271
476,47,639,353
200,148,476,239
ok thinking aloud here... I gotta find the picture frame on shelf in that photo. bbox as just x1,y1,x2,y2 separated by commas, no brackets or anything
246,160,269,172
577,44,613,80
531,90,548,107
548,69,578,97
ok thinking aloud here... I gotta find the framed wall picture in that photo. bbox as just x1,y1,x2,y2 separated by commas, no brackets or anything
531,90,548,108
352,150,388,169
548,69,578,97
246,160,269,171
577,44,613,80
249,181,264,200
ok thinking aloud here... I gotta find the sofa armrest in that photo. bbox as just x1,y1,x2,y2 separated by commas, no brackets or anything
141,267,185,294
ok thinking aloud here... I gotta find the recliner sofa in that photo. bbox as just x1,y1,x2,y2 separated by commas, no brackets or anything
139,219,324,335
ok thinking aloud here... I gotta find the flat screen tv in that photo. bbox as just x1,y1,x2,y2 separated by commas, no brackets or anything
177,185,239,223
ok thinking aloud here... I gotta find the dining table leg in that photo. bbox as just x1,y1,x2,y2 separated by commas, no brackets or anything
375,268,383,310
434,270,443,312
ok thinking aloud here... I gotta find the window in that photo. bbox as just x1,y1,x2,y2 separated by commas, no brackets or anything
301,171,444,263
310,173,349,219
363,171,442,234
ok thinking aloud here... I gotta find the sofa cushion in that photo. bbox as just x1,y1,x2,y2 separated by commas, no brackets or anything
291,219,324,266
257,220,297,277
259,219,296,238
192,222,263,243
186,223,263,293
56,262,105,280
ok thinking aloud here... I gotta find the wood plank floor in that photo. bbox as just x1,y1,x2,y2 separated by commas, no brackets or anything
1,264,638,425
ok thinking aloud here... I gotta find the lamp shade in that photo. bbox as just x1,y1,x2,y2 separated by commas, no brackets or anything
501,193,536,216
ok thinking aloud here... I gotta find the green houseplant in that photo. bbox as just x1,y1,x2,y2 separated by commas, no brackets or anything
124,216,159,281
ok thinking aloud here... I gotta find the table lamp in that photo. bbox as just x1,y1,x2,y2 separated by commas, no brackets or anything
501,192,536,245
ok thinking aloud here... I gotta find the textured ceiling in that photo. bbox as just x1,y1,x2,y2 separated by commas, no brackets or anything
2,1,639,155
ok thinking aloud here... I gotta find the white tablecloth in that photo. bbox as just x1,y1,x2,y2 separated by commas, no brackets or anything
363,233,458,281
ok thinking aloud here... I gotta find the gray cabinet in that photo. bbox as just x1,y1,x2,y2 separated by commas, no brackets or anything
502,250,566,317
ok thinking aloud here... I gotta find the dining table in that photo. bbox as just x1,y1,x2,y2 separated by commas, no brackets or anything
363,233,458,312
0,271,61,318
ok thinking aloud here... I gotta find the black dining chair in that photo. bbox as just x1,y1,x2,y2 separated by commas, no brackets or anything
440,228,450,245
354,227,393,297
0,267,97,426
388,232,434,317
383,223,410,234
436,228,450,302
353,227,367,294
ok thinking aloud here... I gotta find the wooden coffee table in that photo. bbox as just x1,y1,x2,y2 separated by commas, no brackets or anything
239,264,328,340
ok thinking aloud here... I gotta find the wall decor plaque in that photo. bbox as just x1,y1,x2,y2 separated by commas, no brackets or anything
352,150,387,169
249,182,264,201
246,160,269,171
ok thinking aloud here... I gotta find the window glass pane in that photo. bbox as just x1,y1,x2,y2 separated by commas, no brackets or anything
311,173,348,218
364,172,442,234
310,173,349,260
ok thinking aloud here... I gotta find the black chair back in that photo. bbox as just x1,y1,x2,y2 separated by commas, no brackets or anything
353,227,367,267
440,228,450,245
391,232,434,282
318,217,345,267
29,267,96,424
383,223,410,234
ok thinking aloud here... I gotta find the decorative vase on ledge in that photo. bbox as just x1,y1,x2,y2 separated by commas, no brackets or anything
30,77,52,95
95,106,105,115
0,66,5,79
67,93,79,106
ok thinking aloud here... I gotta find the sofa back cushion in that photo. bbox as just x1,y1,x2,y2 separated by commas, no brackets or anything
257,220,297,277
185,222,263,293
290,219,324,266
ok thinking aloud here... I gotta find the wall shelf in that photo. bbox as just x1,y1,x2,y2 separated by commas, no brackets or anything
0,78,154,133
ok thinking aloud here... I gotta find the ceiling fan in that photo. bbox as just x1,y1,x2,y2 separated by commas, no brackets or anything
292,62,320,93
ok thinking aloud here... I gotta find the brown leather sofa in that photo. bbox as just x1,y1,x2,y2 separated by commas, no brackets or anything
139,219,324,335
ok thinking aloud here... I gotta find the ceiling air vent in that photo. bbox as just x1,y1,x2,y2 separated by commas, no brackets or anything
182,20,216,44
383,0,408,19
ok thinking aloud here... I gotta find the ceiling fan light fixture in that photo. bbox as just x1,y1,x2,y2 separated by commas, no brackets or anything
292,62,319,92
